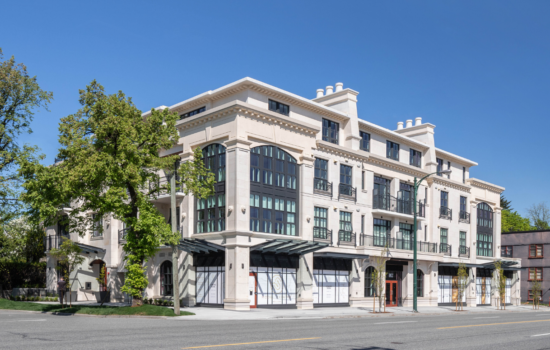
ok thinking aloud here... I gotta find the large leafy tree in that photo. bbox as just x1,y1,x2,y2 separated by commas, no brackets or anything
0,215,45,262
527,202,550,230
21,81,180,305
0,48,52,224
501,209,533,233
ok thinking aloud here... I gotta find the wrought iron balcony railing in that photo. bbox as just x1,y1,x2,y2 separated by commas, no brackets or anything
440,206,452,220
338,184,356,202
373,194,425,217
459,245,470,258
313,178,332,198
361,234,395,249
459,210,470,224
148,176,183,198
440,243,452,256
44,235,69,251
338,230,356,246
313,227,332,245
417,241,438,253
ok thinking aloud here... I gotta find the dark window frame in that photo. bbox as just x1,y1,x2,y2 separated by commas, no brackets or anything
462,166,466,184
360,131,370,152
528,267,543,281
459,231,466,247
91,213,103,237
440,228,448,244
409,149,422,168
416,270,424,297
322,118,339,144
386,141,399,161
268,99,289,116
447,161,451,179
501,246,513,257
365,266,376,297
160,260,173,296
529,244,544,258
195,144,226,234
314,158,328,180
250,145,299,236
441,191,449,208
180,106,206,120
339,211,353,241
436,158,444,176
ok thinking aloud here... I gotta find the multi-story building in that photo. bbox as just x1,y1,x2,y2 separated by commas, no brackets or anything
44,78,521,309
502,230,549,304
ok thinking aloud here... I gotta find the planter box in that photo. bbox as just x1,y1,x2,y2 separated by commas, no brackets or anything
95,291,110,303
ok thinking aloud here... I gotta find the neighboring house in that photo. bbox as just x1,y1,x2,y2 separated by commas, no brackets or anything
44,78,520,309
501,230,550,304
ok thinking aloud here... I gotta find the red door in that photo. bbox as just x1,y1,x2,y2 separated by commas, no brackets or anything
386,281,398,307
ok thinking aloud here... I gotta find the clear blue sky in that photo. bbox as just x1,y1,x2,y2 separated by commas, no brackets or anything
4,1,549,217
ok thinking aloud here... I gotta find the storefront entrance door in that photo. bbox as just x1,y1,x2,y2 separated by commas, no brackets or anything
249,273,257,308
386,280,398,307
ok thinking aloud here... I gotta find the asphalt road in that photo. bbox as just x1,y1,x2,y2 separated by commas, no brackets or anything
1,310,550,350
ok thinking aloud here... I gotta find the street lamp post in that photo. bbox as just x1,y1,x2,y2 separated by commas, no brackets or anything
412,169,451,312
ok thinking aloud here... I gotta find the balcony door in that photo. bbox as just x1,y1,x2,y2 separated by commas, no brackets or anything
373,176,389,209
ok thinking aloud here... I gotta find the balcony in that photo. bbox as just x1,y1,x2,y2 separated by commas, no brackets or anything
313,227,332,245
440,243,452,256
44,235,69,251
372,194,426,218
337,230,356,246
148,176,185,204
313,178,332,198
459,245,470,258
338,184,356,202
361,235,395,249
459,211,470,224
440,206,452,220
395,238,438,253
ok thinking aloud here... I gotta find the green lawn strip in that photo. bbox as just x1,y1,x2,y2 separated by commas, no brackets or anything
0,299,194,317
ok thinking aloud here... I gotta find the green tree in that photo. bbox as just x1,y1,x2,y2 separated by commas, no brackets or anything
500,195,513,211
501,210,533,233
493,261,507,310
531,279,542,310
0,48,52,224
0,215,45,263
527,202,550,230
371,245,389,313
456,262,468,311
50,239,85,307
20,81,179,306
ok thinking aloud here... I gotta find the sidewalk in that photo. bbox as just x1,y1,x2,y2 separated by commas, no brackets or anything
172,305,550,321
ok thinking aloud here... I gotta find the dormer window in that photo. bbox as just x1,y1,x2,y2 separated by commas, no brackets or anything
268,100,289,116
322,119,339,144
410,149,422,168
180,106,206,120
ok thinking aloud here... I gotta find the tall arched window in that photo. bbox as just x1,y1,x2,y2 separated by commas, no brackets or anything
250,145,299,236
196,144,226,233
160,260,173,296
477,203,493,257
365,266,376,297
416,270,424,297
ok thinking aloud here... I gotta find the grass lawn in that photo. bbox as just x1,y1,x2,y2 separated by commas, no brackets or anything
0,299,194,317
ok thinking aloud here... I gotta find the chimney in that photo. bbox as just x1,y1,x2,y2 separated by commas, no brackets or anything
397,122,404,130
316,89,324,98
406,119,413,128
326,86,334,95
335,82,343,92
415,117,422,126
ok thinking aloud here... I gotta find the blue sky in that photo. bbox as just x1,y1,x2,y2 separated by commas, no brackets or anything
4,1,549,217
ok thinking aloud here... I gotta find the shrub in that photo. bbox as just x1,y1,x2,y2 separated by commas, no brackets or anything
170,301,174,306
149,298,153,305
155,299,160,306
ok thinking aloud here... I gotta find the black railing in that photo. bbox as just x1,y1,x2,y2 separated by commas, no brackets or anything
459,245,470,258
417,241,438,253
338,230,356,246
149,176,182,198
396,238,413,250
440,206,452,220
118,228,131,242
362,234,395,248
373,194,425,217
459,211,470,223
313,227,332,245
313,178,332,198
338,184,356,202
440,243,452,256
44,235,68,251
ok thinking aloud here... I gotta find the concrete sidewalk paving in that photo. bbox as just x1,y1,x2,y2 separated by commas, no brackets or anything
172,305,550,321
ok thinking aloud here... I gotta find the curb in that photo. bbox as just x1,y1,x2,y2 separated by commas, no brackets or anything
0,309,169,319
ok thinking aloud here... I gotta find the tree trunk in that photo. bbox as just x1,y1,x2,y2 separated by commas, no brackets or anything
132,297,143,307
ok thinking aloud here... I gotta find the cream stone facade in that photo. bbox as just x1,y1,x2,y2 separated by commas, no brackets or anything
44,78,521,309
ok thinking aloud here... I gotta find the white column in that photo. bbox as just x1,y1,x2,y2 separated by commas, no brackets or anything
224,243,250,310
180,251,196,306
296,253,314,309
467,267,477,307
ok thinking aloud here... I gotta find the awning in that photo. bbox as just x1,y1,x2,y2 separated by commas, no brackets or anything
439,262,481,268
251,239,329,255
176,238,225,254
76,243,106,255
479,260,519,271
314,252,369,260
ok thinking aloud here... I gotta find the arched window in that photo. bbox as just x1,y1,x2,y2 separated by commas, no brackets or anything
195,144,226,233
250,145,299,236
365,266,376,297
160,260,173,296
477,203,494,257
416,270,424,297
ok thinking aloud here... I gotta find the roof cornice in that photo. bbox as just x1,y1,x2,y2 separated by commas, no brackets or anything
435,148,478,167
428,177,472,193
358,120,430,151
176,100,320,137
467,178,505,194
366,153,431,178
315,140,369,163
